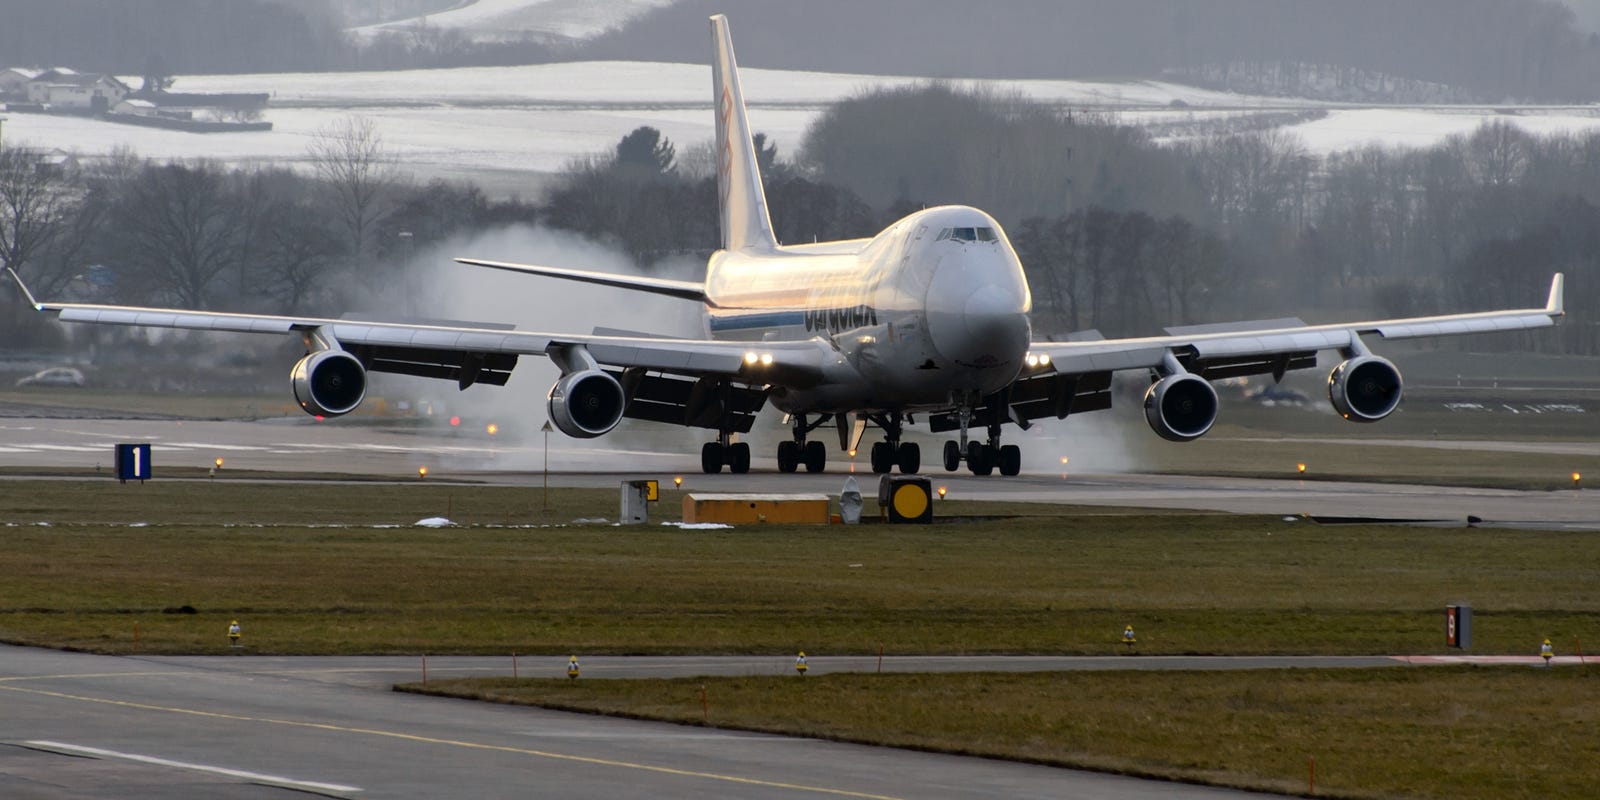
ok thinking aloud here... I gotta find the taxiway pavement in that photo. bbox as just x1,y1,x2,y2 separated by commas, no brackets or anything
3,645,1303,799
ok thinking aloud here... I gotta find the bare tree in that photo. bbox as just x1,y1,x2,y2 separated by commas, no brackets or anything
108,161,245,307
307,116,396,260
0,146,69,284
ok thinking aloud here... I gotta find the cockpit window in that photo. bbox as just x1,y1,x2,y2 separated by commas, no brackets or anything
936,227,998,243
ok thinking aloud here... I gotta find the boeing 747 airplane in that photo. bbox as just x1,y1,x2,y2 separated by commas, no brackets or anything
6,15,1565,477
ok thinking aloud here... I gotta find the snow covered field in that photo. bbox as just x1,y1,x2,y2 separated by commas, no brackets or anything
346,0,677,43
6,59,1600,194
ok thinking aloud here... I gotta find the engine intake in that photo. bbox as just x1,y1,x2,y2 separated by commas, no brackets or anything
1328,356,1402,422
548,369,626,438
1143,373,1219,442
291,350,367,417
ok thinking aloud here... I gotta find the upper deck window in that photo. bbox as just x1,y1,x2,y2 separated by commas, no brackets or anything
936,227,998,243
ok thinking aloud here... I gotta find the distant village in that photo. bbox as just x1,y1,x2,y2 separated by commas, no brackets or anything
0,66,272,134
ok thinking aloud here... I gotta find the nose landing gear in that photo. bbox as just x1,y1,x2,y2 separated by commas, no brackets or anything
942,407,1021,476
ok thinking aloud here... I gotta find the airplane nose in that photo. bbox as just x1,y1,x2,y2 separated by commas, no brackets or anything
927,259,1029,368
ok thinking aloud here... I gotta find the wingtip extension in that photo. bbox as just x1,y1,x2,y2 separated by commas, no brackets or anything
1548,272,1565,316
5,266,43,310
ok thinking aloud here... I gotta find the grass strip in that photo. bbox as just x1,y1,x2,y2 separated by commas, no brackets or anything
2,482,1595,655
407,666,1600,800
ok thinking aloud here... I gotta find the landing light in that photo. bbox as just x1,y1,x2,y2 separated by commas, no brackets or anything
760,353,774,366
744,352,759,365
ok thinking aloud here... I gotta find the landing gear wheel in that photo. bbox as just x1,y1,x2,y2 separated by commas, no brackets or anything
870,441,893,474
701,442,723,474
729,442,751,474
967,441,993,476
777,441,799,473
897,442,921,473
998,444,1022,476
942,441,961,472
803,440,826,473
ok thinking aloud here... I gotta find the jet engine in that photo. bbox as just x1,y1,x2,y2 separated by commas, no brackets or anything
291,350,367,417
548,369,626,438
1143,373,1219,442
1328,355,1403,422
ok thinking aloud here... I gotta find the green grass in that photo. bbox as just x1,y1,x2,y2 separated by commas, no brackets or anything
408,667,1600,800
1,481,1594,656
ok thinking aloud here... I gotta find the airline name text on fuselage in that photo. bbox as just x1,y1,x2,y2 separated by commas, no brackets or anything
804,304,878,333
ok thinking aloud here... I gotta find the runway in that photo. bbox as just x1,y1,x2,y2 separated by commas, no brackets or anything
1,645,1304,799
4,416,1599,527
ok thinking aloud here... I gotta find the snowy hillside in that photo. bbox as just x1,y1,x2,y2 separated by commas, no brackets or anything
346,0,679,42
5,59,1599,194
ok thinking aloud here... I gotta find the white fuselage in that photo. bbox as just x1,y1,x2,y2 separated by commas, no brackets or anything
704,205,1033,414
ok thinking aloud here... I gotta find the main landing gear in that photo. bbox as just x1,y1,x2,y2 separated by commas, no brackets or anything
941,409,1021,476
866,411,920,474
701,430,750,474
776,413,828,473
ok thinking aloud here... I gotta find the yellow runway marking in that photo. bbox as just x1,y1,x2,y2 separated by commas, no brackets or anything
0,683,905,799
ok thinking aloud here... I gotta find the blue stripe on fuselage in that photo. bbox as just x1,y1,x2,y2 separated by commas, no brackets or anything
708,311,807,332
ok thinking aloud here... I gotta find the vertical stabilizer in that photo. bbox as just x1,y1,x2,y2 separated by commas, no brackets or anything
711,14,779,252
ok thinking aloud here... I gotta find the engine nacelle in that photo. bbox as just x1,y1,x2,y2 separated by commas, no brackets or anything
290,350,367,418
548,369,626,438
1328,355,1403,422
1143,373,1219,442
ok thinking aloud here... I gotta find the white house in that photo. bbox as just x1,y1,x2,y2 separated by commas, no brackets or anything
0,67,43,97
26,70,131,111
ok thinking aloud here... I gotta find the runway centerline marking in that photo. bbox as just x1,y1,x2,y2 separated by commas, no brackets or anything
23,740,362,795
0,683,905,800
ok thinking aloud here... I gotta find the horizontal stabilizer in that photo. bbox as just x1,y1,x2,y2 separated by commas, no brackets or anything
456,258,708,303
1164,318,1306,337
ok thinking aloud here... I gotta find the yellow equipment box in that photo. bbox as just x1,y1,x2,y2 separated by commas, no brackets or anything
683,493,831,524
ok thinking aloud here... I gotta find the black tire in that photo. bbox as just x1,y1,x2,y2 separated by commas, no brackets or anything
998,444,1022,476
897,442,921,473
803,440,826,473
967,441,993,476
942,440,961,472
700,442,723,474
777,441,799,473
870,441,892,474
729,442,751,474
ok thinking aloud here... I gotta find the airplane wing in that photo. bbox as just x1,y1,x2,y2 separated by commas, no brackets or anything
1033,273,1563,375
5,267,827,433
941,273,1565,435
455,258,709,303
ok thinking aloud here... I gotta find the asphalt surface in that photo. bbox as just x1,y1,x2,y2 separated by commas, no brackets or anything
1,645,1304,800
4,416,1599,526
